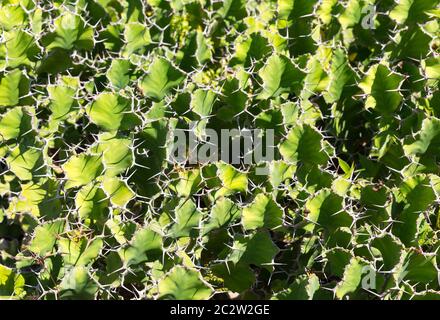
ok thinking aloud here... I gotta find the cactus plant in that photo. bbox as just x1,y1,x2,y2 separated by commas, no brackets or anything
0,0,439,300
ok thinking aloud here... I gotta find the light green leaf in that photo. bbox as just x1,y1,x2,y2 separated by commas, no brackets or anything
390,0,440,25
338,0,362,29
107,59,131,89
272,273,320,300
122,22,151,56
203,197,241,234
47,84,78,121
196,30,212,65
45,13,94,51
169,198,202,238
392,175,435,246
87,92,140,132
139,57,184,101
0,107,32,140
324,48,354,104
0,265,25,298
58,238,103,266
403,117,440,156
158,266,213,300
399,250,438,285
62,154,103,189
29,220,65,256
14,179,61,218
172,169,202,197
359,64,404,115
118,227,162,266
211,262,255,293
257,54,305,99
423,57,440,80
0,4,26,31
95,133,133,177
0,70,27,107
230,231,279,272
6,145,44,181
335,257,366,299
102,177,135,207
371,234,403,271
59,266,98,300
279,124,328,165
305,189,353,232
269,160,296,189
2,30,38,68
191,89,216,117
217,162,248,193
75,183,108,221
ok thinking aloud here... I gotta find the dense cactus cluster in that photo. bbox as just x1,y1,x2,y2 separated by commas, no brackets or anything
0,0,439,300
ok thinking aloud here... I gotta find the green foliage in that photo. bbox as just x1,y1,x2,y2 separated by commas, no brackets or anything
1,0,439,301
